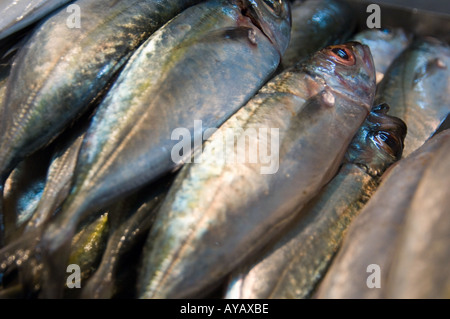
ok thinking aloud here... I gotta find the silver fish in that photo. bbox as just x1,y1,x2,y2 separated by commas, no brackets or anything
38,0,292,296
225,104,406,299
314,129,450,299
138,41,376,298
0,0,204,225
375,37,450,157
351,28,411,83
385,133,450,298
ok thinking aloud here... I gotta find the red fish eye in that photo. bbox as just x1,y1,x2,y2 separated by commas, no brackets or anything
329,46,356,66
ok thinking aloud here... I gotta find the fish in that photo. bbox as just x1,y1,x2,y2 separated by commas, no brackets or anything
0,0,205,234
0,0,72,41
314,129,450,299
224,104,406,299
81,174,175,299
37,0,292,298
375,37,450,157
137,41,376,299
385,134,450,298
281,0,355,69
351,28,411,83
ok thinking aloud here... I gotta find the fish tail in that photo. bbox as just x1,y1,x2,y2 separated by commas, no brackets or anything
38,195,90,298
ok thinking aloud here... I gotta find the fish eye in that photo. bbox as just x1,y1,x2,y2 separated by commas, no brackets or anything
262,0,283,16
328,46,356,66
373,131,402,157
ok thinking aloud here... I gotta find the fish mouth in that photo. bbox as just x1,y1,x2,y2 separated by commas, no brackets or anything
236,0,290,56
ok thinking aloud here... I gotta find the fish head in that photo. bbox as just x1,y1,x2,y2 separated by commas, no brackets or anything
344,103,407,177
237,0,292,55
307,41,376,111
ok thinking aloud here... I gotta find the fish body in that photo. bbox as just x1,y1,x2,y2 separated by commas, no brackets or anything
225,105,406,299
0,0,72,40
375,37,450,157
315,130,450,299
24,128,86,233
281,0,355,69
138,41,376,298
351,28,411,83
40,0,292,271
385,134,450,298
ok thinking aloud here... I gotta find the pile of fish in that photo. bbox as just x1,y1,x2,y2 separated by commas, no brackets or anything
0,0,448,299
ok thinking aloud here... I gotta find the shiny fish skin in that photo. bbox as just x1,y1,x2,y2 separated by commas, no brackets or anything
138,42,376,299
225,105,406,299
281,0,355,69
385,135,450,299
351,28,411,83
0,0,72,41
375,37,450,157
64,213,109,298
0,0,204,195
315,130,450,299
39,0,292,293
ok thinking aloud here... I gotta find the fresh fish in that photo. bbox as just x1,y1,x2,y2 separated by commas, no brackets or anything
375,37,450,157
138,41,376,299
314,130,450,299
81,174,174,299
0,0,205,228
38,0,292,297
225,104,406,299
0,0,72,41
351,28,411,83
281,0,355,69
385,135,450,299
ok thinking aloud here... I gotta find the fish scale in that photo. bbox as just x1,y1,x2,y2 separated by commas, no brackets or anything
35,0,291,298
0,0,204,247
